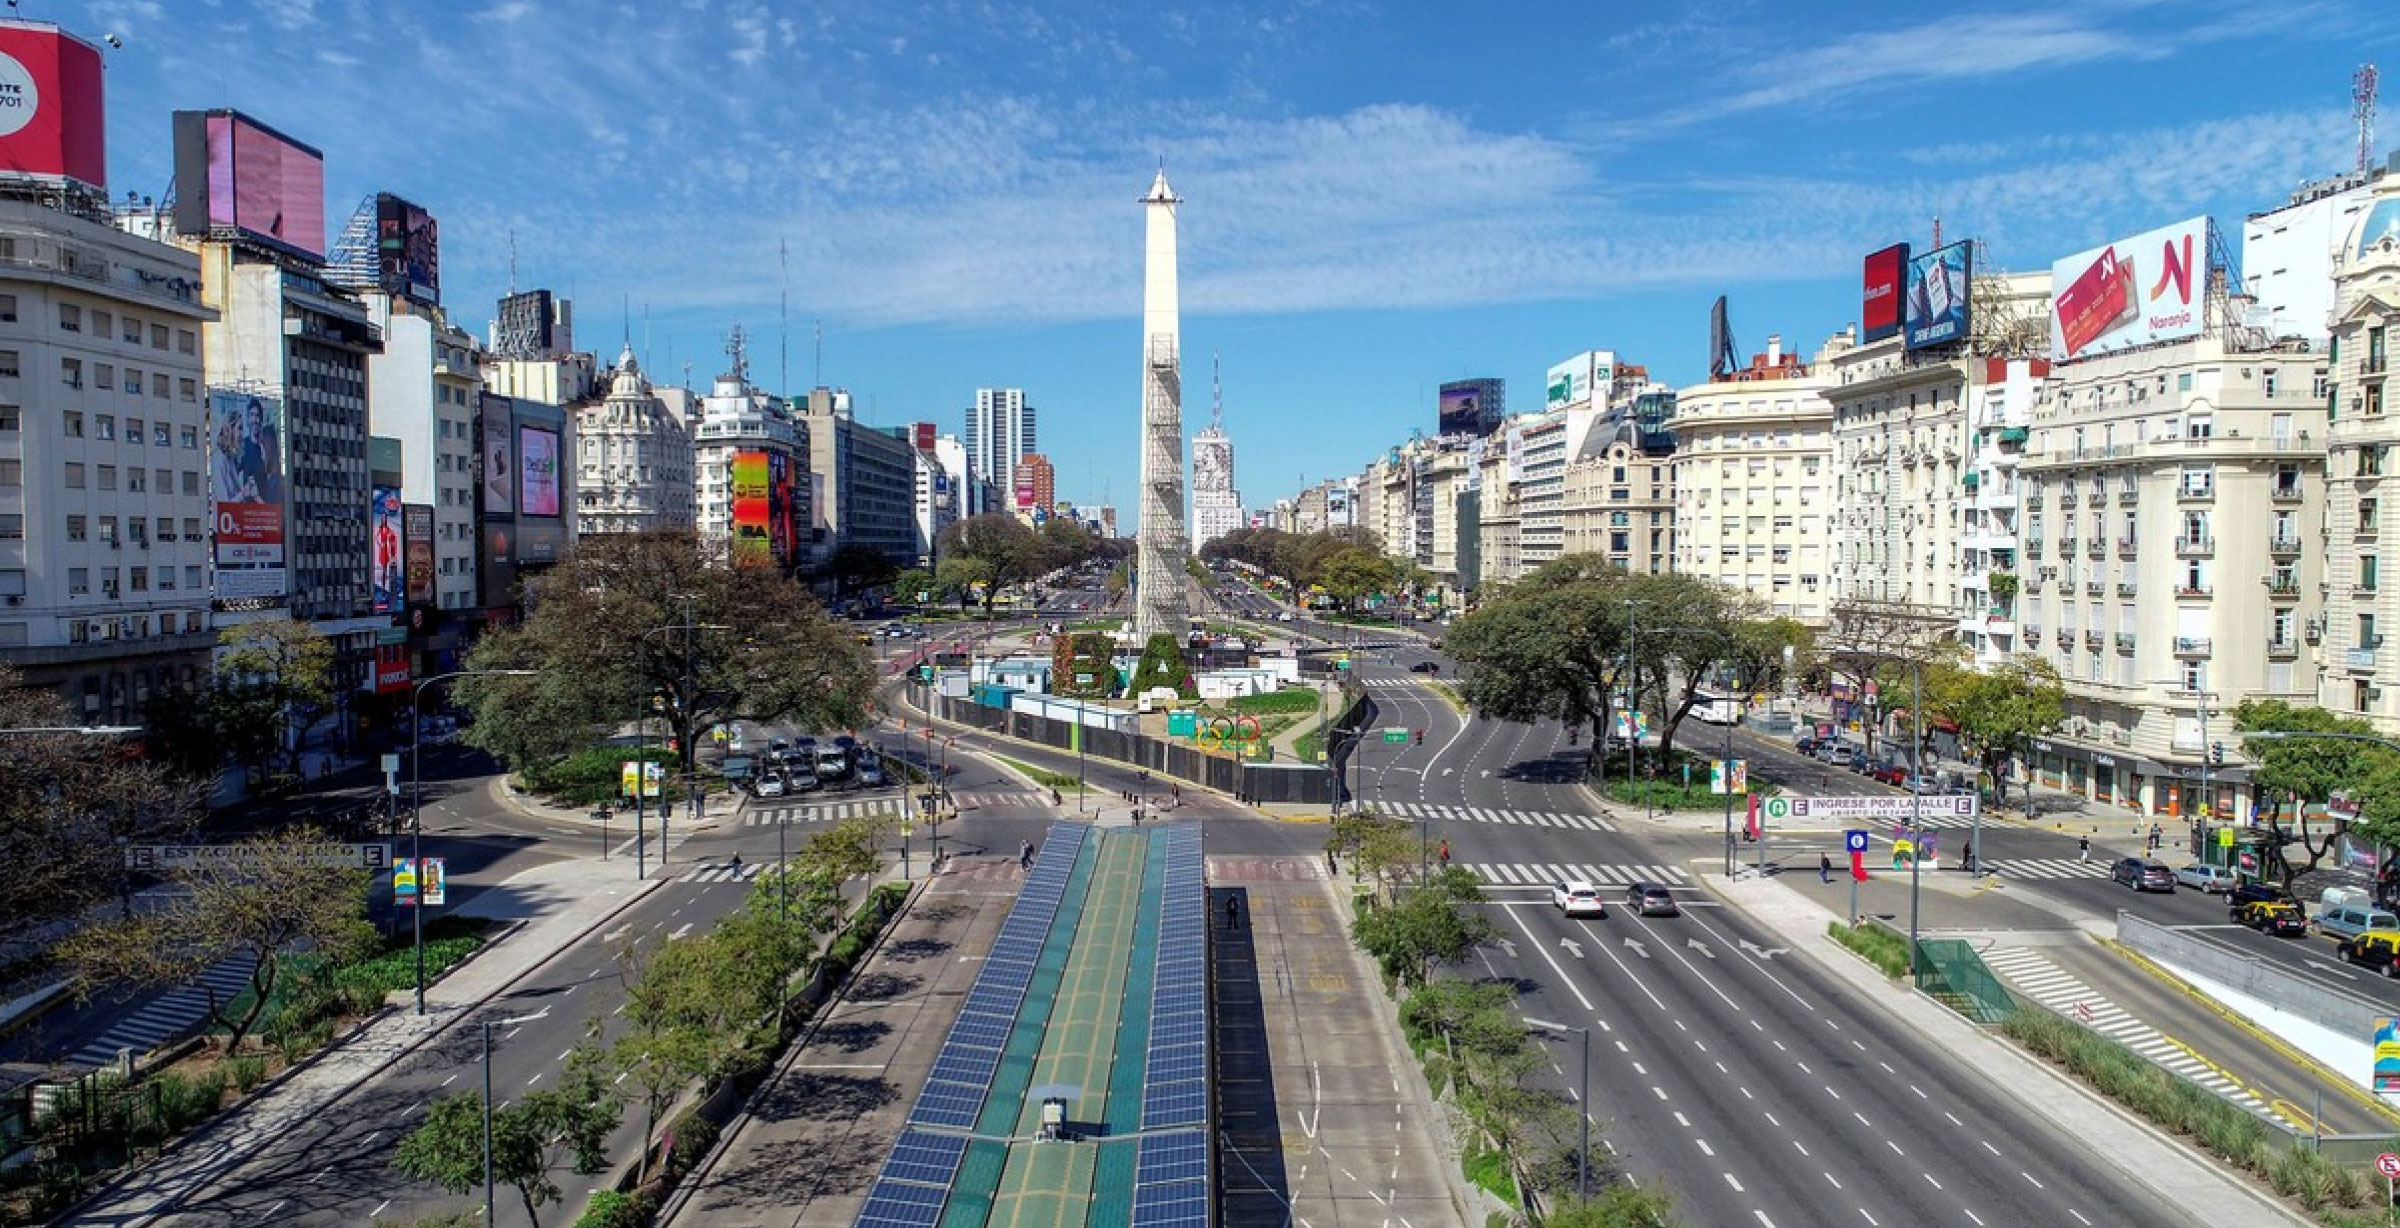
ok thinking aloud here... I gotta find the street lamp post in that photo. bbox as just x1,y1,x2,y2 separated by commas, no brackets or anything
1522,1017,1590,1197
410,668,535,1015
481,1007,550,1223
1907,662,1925,980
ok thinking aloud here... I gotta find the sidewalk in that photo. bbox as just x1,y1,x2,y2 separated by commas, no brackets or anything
69,854,670,1226
1703,868,2314,1228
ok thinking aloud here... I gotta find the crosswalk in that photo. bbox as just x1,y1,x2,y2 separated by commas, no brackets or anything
1359,677,1438,690
1979,946,2262,1109
1464,862,1692,888
67,957,259,1070
1376,801,1618,832
743,790,1033,825
1982,857,2111,881
679,856,1033,885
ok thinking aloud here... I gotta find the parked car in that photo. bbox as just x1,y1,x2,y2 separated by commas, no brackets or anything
1903,774,1944,795
1552,881,1607,918
2237,899,2311,937
2318,903,2400,942
2339,929,2400,975
752,775,788,799
1871,763,1907,786
1626,882,1679,917
2227,880,2296,914
1794,734,1819,756
855,757,888,787
2109,857,2176,892
1820,743,1860,767
786,769,823,793
1409,661,1441,674
2173,864,2237,894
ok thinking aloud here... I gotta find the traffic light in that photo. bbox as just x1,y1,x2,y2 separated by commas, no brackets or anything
2210,741,2226,766
1415,729,1426,745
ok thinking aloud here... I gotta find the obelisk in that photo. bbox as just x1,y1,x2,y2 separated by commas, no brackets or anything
1135,167,1191,641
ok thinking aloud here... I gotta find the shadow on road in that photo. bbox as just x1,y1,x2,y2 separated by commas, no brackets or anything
1210,885,1291,1227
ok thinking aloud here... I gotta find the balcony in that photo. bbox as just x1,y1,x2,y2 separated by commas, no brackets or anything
1962,471,1981,491
2272,484,2304,503
2116,537,2138,557
2025,625,2043,644
2175,536,2214,557
1998,426,2030,447
2025,492,2046,510
2085,580,2107,597
2173,636,2213,656
2268,578,2302,599
2362,584,2384,600
2114,633,2137,652
2057,536,2079,555
2267,637,2300,658
2269,534,2303,556
2350,647,2380,671
2085,489,2109,507
2179,483,2216,502
2027,537,2048,558
2369,353,2389,375
2085,537,2108,558
2359,521,2382,538
2116,582,2140,597
2176,584,2214,598
2083,629,2104,648
2118,487,2141,506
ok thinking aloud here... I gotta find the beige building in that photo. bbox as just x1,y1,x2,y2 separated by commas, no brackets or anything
1671,334,1839,622
2319,185,2400,727
1557,421,1674,575
2015,335,2327,821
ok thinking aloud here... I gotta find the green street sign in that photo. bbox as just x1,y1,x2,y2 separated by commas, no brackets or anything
1382,729,1409,744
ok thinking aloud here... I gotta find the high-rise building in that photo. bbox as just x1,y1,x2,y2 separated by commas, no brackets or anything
573,345,694,537
690,328,808,572
484,289,596,407
1671,333,1840,623
909,424,965,565
965,387,1035,512
798,387,920,570
2244,158,2396,345
1014,451,1057,520
1135,169,1190,638
1190,372,1242,552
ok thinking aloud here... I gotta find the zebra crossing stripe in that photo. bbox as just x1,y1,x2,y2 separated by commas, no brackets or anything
1464,863,1693,887
1982,946,2259,1105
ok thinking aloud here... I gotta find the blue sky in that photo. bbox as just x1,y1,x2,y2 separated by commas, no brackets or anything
79,0,2400,522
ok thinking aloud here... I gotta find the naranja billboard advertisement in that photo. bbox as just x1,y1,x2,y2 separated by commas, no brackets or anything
1861,243,1909,343
2049,216,2220,362
0,21,107,191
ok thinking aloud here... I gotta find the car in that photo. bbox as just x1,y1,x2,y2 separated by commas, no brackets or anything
1409,661,1440,674
855,758,888,787
2338,929,2400,975
767,738,790,753
2227,880,2296,914
2319,903,2400,942
1794,734,1819,756
1821,743,1860,767
1871,763,1907,786
2237,899,2311,937
1902,774,1944,795
753,775,788,799
1551,881,1607,918
2109,857,2176,892
786,769,822,793
2174,864,2238,894
1278,612,1295,622
1626,882,1679,916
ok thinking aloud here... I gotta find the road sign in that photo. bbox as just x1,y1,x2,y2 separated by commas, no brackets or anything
1844,830,1869,854
126,843,393,872
1382,728,1410,744
2377,1152,2400,1179
1759,795,1976,823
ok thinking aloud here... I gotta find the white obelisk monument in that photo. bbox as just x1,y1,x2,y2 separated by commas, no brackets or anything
1135,168,1191,640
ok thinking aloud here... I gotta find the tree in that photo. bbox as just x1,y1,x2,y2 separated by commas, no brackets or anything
1349,865,1497,986
0,665,201,945
1544,1182,1679,1228
215,617,336,778
1444,556,1634,776
2234,699,2400,888
392,1066,619,1228
453,533,875,784
1923,656,2065,802
938,515,1045,613
60,825,377,1051
1127,633,1192,696
1317,548,1393,613
1327,808,1418,897
1038,517,1103,572
1819,598,1954,759
823,543,898,599
891,567,937,607
934,555,995,612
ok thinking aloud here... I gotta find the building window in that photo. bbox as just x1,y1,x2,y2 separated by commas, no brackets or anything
95,465,114,491
63,462,83,489
57,303,79,332
61,358,81,388
95,415,113,441
2366,556,2382,592
64,514,84,541
150,323,169,350
125,418,143,444
67,568,87,595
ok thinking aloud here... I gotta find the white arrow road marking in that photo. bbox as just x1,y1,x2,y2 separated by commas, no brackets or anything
1739,940,1787,960
1498,939,1519,959
1623,937,1650,959
1686,938,1715,960
1560,937,1585,958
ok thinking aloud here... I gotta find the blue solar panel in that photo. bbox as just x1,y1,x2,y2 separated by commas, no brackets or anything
879,1129,969,1186
1129,1178,1209,1228
1134,1130,1208,1184
927,1048,999,1088
856,1183,946,1228
908,1081,987,1129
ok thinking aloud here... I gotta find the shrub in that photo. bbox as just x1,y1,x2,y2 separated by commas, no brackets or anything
1460,1147,1518,1204
1225,688,1321,716
572,1190,659,1228
1825,921,1910,979
227,1053,268,1092
524,744,684,808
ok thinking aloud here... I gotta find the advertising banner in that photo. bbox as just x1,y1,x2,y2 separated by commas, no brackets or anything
393,857,446,907
1862,243,1909,343
518,426,560,517
2048,216,2216,362
771,451,800,564
1544,356,1592,409
620,761,664,799
731,450,772,566
0,24,108,191
370,486,403,614
209,390,287,602
1439,383,1484,434
481,399,514,514
171,110,325,260
2377,1017,2400,1095
1711,759,1749,795
1904,241,1972,350
374,193,439,304
404,503,435,605
1759,794,1978,822
492,289,553,358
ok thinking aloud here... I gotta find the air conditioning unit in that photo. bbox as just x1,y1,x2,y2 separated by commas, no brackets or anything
2372,687,2387,703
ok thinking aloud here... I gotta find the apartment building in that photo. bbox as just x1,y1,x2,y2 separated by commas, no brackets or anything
1954,357,2046,665
573,345,695,538
1557,419,1675,576
2015,336,2326,820
2320,185,2400,728
1671,334,1838,622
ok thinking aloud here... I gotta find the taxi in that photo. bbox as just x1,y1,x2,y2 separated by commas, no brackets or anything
2234,898,2309,938
2337,928,2400,976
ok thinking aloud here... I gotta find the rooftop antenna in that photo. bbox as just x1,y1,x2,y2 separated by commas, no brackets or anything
779,238,790,393
621,292,630,352
1210,350,1223,429
506,228,518,296
2357,64,2381,177
813,317,823,388
1930,214,1942,250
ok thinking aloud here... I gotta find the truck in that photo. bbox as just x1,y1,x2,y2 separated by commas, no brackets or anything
1692,694,1743,726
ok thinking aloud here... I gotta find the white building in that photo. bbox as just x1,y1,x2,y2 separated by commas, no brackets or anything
1190,416,1242,552
912,434,964,565
1671,333,1839,622
573,345,694,538
363,294,482,612
2244,160,2394,345
2318,180,2400,729
691,331,807,569
966,387,1035,514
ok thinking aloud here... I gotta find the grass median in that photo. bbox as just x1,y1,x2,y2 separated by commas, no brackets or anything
1825,920,1911,979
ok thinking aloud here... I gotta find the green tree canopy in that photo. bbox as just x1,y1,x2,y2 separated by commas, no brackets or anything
1923,655,2066,793
938,515,1046,612
215,617,335,777
2233,699,2400,883
1349,864,1497,986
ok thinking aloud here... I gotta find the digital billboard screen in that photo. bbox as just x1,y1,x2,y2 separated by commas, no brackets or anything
480,397,514,515
171,109,324,260
1903,241,1972,351
2048,216,2218,362
518,426,560,517
375,193,439,304
731,450,772,567
209,391,287,603
0,22,107,191
1861,243,1909,343
1439,385,1483,435
404,503,435,606
371,486,404,614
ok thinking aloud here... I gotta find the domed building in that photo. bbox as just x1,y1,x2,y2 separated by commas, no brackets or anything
572,345,696,536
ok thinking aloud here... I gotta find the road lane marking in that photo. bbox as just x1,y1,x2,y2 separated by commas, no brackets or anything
1980,1140,2000,1156
1696,1139,1714,1156
1673,1112,1690,1127
1652,1086,1668,1100
1498,904,1600,1012
2022,1172,2044,1188
1824,1172,1841,1188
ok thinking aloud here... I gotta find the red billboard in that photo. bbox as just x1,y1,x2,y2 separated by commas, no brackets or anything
1861,243,1909,343
0,22,106,191
170,109,325,260
731,450,772,567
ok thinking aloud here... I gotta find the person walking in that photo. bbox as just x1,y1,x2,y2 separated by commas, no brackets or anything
2078,833,2091,863
1438,839,1451,867
1819,852,1833,884
1223,894,1241,930
1019,839,1036,870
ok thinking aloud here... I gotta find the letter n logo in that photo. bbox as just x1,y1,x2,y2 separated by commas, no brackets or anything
2149,231,2195,305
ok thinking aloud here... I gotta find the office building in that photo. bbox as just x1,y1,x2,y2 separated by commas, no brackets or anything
966,386,1035,512
1671,333,1838,622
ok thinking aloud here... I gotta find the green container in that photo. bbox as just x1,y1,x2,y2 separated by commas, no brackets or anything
1167,710,1198,737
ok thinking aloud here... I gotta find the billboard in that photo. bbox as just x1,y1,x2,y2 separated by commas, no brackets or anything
374,193,439,304
772,451,801,565
1438,384,1483,435
1904,241,1971,350
481,397,514,515
492,289,554,358
731,450,773,566
1545,357,1589,408
2048,216,2218,362
518,426,560,517
403,503,435,606
170,109,325,260
1862,243,1909,343
209,391,287,602
371,486,403,614
0,22,106,191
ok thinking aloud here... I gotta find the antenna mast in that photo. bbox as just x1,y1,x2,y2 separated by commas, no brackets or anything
2358,64,2381,177
1211,350,1223,429
779,238,790,393
506,228,518,295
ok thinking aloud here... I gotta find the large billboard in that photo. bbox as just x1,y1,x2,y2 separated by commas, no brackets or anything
0,22,106,191
492,289,554,358
2049,216,2220,362
170,110,324,261
1862,243,1909,343
772,451,801,564
480,397,514,515
375,193,439,304
371,486,404,614
1904,241,1971,350
209,391,287,603
403,503,435,607
1438,383,1485,436
518,425,560,517
731,450,773,567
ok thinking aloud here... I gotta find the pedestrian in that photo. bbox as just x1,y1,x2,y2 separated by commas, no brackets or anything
1019,839,1035,869
1438,839,1451,866
2150,822,2162,850
1819,852,1833,884
2078,834,2090,863
1224,894,1241,930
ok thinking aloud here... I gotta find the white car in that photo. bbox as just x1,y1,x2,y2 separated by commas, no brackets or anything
753,775,788,799
1551,881,1607,918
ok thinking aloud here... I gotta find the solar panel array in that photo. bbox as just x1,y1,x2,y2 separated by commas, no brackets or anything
854,1128,968,1228
1131,823,1211,1226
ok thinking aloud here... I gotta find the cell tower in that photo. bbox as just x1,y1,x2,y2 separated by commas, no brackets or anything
2358,64,2380,178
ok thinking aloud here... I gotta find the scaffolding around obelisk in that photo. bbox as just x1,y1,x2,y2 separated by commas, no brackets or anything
1135,167,1191,641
